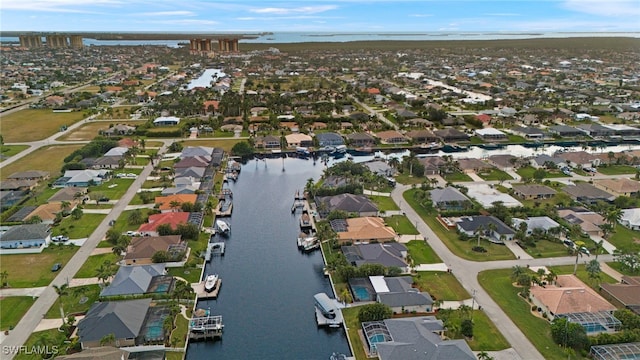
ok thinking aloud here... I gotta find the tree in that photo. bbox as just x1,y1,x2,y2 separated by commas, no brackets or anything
26,215,43,224
605,208,623,229
100,333,116,346
586,259,601,283
511,265,526,282
231,141,254,157
71,207,83,220
152,250,169,263
172,280,195,301
613,250,640,274
357,303,392,322
96,260,116,285
550,317,589,351
572,240,586,275
460,319,474,338
127,209,144,225
53,283,69,319
60,201,72,214
0,270,8,288
533,168,546,182
105,229,121,245
594,239,604,261
169,200,181,212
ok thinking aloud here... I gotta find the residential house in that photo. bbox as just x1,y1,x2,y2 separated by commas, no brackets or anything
430,187,472,211
434,128,469,142
457,158,494,173
320,175,350,189
77,298,152,349
137,212,190,237
364,160,395,177
315,132,345,147
253,135,281,149
7,170,50,182
0,190,25,210
548,125,584,137
405,130,438,144
456,216,515,243
600,276,640,315
594,179,640,197
557,151,601,169
123,235,185,265
530,154,567,169
530,275,616,321
364,317,475,360
376,130,407,144
511,126,545,139
575,123,614,138
562,183,615,204
101,124,136,137
558,208,606,237
512,184,557,200
420,156,447,175
511,216,561,235
0,223,50,249
333,217,397,244
620,208,640,230
173,156,209,169
26,203,68,224
55,169,110,187
370,275,434,313
100,264,173,297
175,167,205,179
316,194,378,218
346,132,376,147
0,179,37,191
342,243,408,271
161,185,198,196
93,156,121,169
154,194,198,212
153,116,180,126
285,133,313,148
487,154,518,170
475,128,507,141
180,146,214,158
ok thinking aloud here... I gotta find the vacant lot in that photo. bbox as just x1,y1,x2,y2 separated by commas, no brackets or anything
0,145,29,159
45,284,101,318
406,240,442,264
0,296,37,330
89,178,135,199
596,164,637,175
75,253,118,278
56,120,143,141
1,109,85,142
0,245,78,288
385,215,419,235
369,195,399,211
413,271,469,300
52,213,106,239
0,144,83,180
182,139,243,153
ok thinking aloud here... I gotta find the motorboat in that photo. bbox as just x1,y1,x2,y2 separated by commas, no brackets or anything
204,274,219,292
297,235,319,252
215,220,230,234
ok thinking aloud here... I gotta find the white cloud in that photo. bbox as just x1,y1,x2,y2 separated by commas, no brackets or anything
562,0,640,17
2,0,122,13
250,5,337,15
139,11,195,17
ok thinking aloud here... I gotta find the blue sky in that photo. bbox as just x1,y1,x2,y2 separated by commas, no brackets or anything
1,0,639,32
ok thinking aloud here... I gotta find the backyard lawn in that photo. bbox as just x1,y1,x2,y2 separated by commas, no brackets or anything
75,253,118,278
369,195,399,211
170,313,190,347
596,164,637,175
0,145,29,159
443,171,473,182
478,269,568,360
405,240,442,264
607,225,640,252
412,271,469,300
51,213,106,239
89,178,135,199
0,296,37,331
0,245,78,288
45,284,101,318
476,168,513,181
0,145,84,180
0,109,86,142
342,307,369,360
385,215,419,235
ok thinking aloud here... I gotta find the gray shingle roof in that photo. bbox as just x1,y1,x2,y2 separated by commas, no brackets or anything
0,224,49,242
342,243,407,268
430,187,470,204
317,193,378,214
378,291,433,307
100,264,166,297
457,216,515,235
78,298,151,343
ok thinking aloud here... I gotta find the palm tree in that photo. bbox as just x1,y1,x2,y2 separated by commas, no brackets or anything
572,240,586,275
545,270,557,285
169,200,181,212
586,259,601,284
100,333,116,346
96,260,116,286
594,239,604,261
0,270,8,288
474,224,485,247
305,178,316,199
60,201,71,214
605,208,623,229
511,265,526,282
53,283,69,319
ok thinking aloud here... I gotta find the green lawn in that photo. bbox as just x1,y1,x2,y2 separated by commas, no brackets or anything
170,313,189,348
342,306,369,360
167,235,209,284
443,171,473,182
394,173,425,185
412,271,469,301
476,168,513,181
0,145,84,181
607,261,640,276
458,310,510,351
385,215,419,235
0,245,78,288
369,195,399,211
89,178,135,199
607,225,640,252
0,109,86,142
478,269,568,360
52,213,106,239
166,352,184,360
75,253,118,278
45,284,101,318
14,329,69,360
167,266,202,284
0,296,37,330
516,166,566,179
596,164,637,175
548,264,618,290
521,239,572,258
130,191,161,205
405,240,442,264
19,186,58,207
0,145,29,159
507,134,527,143
110,208,154,234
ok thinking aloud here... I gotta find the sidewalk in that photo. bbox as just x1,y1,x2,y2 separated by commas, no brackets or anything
414,263,448,271
34,315,86,332
0,287,46,297
504,241,533,260
363,189,390,196
600,262,624,282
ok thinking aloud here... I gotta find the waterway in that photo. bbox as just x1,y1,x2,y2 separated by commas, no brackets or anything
186,68,226,90
186,157,351,360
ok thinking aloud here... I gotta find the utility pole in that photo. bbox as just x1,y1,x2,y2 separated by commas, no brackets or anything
470,289,477,321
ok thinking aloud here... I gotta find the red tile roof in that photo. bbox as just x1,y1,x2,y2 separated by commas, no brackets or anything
137,212,190,233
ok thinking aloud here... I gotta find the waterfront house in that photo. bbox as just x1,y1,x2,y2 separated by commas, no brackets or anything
562,183,615,205
599,276,640,315
456,216,515,243
434,128,469,142
254,135,281,149
173,156,210,169
346,132,376,147
370,276,434,313
511,126,545,139
575,123,614,138
530,154,567,169
137,213,190,237
161,185,198,196
457,158,494,173
419,156,447,175
342,243,408,270
180,146,214,158
0,223,50,250
316,194,378,218
363,160,395,177
511,216,561,235
100,264,173,297
363,316,475,360
594,179,640,197
153,116,180,126
430,187,472,211
55,347,132,360
487,154,518,170
557,151,601,169
315,132,345,147
333,217,397,244
123,235,185,265
474,128,507,141
376,130,407,144
558,208,605,237
548,125,584,137
285,133,313,148
405,130,438,144
78,298,152,349
512,184,557,200
175,166,205,179
154,194,198,212
620,208,640,230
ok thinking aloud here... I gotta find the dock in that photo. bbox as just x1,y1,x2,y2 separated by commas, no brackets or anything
188,314,224,341
194,278,222,299
210,242,225,256
299,201,317,233
315,306,344,328
214,200,233,216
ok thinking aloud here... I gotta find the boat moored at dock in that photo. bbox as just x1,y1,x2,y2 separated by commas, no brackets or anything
297,234,319,252
205,274,219,293
215,219,230,235
314,292,343,328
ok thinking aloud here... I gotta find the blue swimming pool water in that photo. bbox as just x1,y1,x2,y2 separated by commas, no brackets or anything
352,286,371,301
584,323,607,333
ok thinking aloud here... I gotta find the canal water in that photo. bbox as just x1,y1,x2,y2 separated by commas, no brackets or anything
186,157,351,360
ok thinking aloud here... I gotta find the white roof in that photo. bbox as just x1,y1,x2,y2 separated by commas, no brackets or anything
475,128,506,136
369,276,389,293
153,116,180,124
103,147,129,157
466,184,522,208
602,124,637,131
622,208,640,227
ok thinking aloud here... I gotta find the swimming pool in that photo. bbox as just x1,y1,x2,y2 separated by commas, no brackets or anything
584,323,607,333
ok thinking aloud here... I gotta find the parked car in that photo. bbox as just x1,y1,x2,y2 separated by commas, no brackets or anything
563,239,575,248
98,197,110,202
579,246,590,256
52,235,69,242
51,263,62,272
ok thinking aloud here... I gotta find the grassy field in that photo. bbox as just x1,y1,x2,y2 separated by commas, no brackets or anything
52,214,106,239
1,109,86,142
596,164,637,175
0,296,37,330
110,208,154,234
521,239,571,258
75,253,118,278
607,225,640,252
607,261,640,276
516,166,565,179
165,352,184,360
0,245,78,288
459,310,510,351
181,139,243,153
443,171,473,182
170,313,190,347
1,145,29,159
413,271,469,300
14,329,68,360
476,168,513,181
385,215,419,235
130,191,161,205
394,173,424,185
342,306,369,360
406,240,442,264
478,268,568,360
45,284,101,318
0,144,84,180
89,178,135,199
369,195,399,211
56,120,143,141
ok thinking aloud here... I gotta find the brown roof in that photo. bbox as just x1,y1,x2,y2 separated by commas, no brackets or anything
27,203,65,221
457,158,493,171
48,187,87,202
375,130,405,141
595,178,640,194
338,217,396,242
531,275,615,315
600,276,640,307
512,184,557,197
124,235,182,261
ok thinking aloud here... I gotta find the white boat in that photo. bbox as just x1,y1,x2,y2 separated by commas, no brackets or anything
215,220,230,234
297,235,319,252
204,274,219,293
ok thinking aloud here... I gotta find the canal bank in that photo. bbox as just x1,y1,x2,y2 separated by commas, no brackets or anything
186,157,351,360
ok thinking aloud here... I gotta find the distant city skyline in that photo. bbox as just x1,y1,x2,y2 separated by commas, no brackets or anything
1,0,639,33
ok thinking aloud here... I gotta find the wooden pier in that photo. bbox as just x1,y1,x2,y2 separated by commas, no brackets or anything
194,278,222,299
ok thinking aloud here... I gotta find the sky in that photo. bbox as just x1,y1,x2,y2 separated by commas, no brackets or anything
1,0,639,33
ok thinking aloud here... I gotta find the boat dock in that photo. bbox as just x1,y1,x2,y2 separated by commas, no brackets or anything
204,242,225,261
214,199,233,216
299,201,317,233
194,278,222,299
315,306,344,328
188,314,224,341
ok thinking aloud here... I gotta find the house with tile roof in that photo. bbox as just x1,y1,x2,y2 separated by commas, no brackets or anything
346,132,376,146
512,184,557,200
558,208,605,237
285,133,313,148
405,130,438,144
137,213,190,237
48,187,87,203
123,235,185,265
562,183,616,204
557,151,601,169
26,203,69,224
600,276,640,315
154,194,198,212
594,178,640,197
457,158,494,173
376,130,407,144
335,217,397,244
173,156,210,169
316,194,378,218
